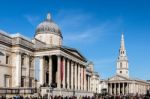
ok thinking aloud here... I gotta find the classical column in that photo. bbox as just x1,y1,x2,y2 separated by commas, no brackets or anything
49,56,52,86
62,57,66,89
114,83,116,95
84,67,86,91
118,83,120,95
33,56,36,88
67,59,70,89
123,83,124,95
78,64,80,90
71,61,74,90
57,55,61,89
127,83,129,94
15,52,21,87
25,55,30,87
80,66,83,90
74,62,77,90
39,56,44,85
129,83,131,94
110,83,112,95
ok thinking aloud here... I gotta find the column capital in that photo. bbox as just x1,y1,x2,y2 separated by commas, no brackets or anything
15,51,21,55
56,54,61,57
38,56,44,59
48,55,52,58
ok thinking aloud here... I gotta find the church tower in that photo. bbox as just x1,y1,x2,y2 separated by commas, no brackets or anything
116,33,129,78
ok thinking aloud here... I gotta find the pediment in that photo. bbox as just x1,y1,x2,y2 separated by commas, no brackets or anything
63,46,86,61
108,75,130,81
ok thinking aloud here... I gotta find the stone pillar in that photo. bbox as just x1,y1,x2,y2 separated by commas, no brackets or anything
15,52,21,87
110,83,112,95
39,56,44,85
123,83,124,95
62,57,66,89
49,56,52,86
114,83,116,95
67,59,70,89
25,55,30,87
118,83,120,95
84,67,86,91
74,62,77,90
129,83,131,94
80,66,83,90
71,61,74,90
127,83,129,94
78,64,80,90
57,55,61,89
33,57,36,87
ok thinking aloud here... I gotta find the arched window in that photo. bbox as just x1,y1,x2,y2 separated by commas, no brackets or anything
120,62,122,68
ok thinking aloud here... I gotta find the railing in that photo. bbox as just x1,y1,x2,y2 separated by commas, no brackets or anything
0,88,36,94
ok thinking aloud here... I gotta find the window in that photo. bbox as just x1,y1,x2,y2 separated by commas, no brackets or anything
120,71,122,73
120,62,122,68
4,75,10,87
21,57,25,66
21,77,25,87
29,78,32,87
6,55,9,64
29,57,33,68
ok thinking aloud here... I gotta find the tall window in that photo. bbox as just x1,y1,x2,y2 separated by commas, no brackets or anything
120,62,122,68
4,75,10,87
21,77,25,87
29,78,32,87
6,55,9,64
21,57,25,66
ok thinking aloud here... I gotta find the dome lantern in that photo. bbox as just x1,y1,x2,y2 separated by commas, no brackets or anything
46,13,51,21
34,13,63,46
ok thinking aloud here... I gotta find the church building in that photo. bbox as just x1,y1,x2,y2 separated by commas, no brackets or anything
107,34,150,95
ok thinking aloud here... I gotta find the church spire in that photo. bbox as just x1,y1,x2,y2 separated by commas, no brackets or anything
119,33,127,57
120,33,125,50
116,33,129,78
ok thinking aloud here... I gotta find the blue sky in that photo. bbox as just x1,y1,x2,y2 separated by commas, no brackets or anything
0,0,150,80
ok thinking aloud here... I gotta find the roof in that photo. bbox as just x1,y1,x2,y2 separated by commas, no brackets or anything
108,74,150,84
62,46,87,62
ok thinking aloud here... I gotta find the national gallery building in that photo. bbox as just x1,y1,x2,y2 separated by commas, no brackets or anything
0,13,99,97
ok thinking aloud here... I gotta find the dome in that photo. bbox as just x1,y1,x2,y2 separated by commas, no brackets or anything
35,13,62,38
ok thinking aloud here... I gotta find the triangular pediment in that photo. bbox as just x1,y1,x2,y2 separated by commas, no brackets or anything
108,75,130,81
63,46,86,61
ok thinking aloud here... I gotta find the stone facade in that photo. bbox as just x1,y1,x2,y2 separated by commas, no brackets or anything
86,62,100,94
0,13,99,97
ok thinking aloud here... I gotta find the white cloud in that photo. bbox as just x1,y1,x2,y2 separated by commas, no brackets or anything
56,10,123,45
63,20,117,44
24,15,40,26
